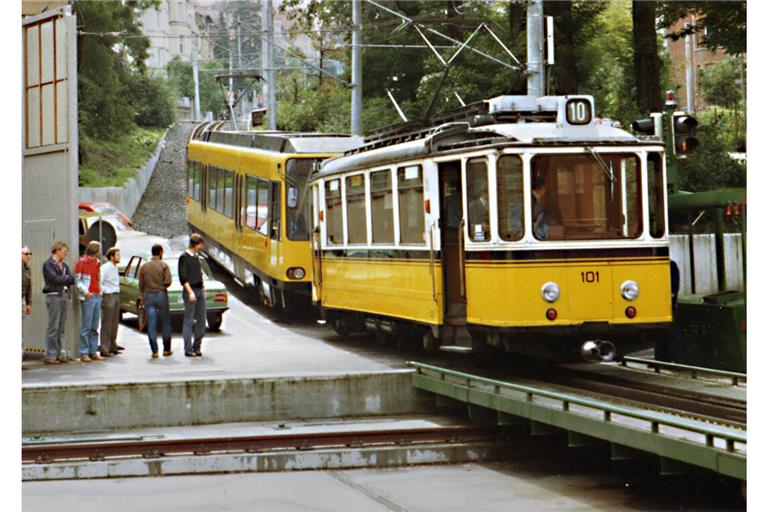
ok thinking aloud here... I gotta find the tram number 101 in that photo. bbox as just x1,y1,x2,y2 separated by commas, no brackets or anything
580,271,599,283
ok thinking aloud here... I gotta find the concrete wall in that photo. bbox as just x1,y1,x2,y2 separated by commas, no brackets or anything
22,371,439,435
669,234,744,295
79,130,167,218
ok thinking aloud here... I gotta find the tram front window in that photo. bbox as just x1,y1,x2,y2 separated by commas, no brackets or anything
286,159,315,241
530,153,642,241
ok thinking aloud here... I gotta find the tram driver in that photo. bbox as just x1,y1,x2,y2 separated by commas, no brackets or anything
532,177,551,240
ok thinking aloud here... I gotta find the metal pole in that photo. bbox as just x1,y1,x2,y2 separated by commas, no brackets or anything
526,0,544,97
262,0,277,130
684,22,694,113
192,35,201,121
237,16,246,120
351,0,363,135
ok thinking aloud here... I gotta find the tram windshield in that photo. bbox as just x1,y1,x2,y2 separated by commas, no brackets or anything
285,158,314,241
529,153,642,241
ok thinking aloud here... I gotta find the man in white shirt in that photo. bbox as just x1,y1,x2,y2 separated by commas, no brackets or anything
99,247,122,357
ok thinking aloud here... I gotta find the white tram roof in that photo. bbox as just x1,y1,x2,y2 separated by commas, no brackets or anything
315,95,663,178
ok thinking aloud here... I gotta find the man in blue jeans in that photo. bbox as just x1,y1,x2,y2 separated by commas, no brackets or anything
137,244,173,358
178,234,206,357
75,241,103,362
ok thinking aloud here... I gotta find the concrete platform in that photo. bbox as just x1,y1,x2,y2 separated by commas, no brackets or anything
22,293,444,434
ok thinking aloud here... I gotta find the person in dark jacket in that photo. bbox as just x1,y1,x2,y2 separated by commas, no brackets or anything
42,241,76,364
179,234,206,357
22,246,32,365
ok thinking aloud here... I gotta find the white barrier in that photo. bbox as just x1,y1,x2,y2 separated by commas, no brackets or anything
78,128,168,218
669,233,744,295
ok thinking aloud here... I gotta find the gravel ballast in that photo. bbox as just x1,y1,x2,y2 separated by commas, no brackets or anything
132,122,197,239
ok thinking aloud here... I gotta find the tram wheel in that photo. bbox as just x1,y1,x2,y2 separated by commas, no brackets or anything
421,331,439,353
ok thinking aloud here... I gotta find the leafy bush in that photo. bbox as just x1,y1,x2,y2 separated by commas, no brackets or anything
124,72,177,128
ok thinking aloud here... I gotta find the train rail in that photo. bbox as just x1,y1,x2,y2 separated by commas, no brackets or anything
408,361,746,480
23,424,497,464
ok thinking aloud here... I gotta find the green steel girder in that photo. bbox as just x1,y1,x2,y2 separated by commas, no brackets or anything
409,363,746,480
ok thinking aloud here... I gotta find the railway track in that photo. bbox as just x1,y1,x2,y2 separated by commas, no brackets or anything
23,423,498,464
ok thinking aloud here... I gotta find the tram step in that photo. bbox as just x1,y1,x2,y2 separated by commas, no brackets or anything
439,345,473,354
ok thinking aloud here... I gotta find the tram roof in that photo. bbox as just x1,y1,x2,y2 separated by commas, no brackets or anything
197,129,364,155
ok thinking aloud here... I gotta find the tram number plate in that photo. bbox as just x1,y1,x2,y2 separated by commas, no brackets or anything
580,271,600,283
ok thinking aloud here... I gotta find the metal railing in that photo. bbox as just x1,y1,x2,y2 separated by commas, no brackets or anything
621,356,746,386
408,361,746,480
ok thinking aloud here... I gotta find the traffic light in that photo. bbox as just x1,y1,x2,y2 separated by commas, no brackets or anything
672,113,699,155
631,113,662,136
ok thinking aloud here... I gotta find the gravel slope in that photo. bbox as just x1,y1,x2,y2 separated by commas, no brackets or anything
132,122,196,238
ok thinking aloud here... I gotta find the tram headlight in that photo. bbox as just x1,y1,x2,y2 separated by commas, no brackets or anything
287,267,306,280
621,280,639,301
541,282,560,303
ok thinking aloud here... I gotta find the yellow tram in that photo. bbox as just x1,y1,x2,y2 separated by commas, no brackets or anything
186,125,361,308
309,95,672,360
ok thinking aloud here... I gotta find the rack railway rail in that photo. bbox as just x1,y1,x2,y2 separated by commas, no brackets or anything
22,424,497,465
408,361,746,481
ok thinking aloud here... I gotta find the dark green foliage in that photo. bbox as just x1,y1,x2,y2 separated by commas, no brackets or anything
676,124,746,192
167,57,227,116
657,1,746,55
124,72,177,128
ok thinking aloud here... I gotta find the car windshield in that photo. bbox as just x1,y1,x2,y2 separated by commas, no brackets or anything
529,153,642,240
285,158,315,241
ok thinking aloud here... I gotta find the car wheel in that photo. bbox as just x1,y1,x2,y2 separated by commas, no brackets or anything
207,313,223,332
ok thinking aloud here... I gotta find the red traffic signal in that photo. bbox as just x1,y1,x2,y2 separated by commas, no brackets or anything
672,114,699,155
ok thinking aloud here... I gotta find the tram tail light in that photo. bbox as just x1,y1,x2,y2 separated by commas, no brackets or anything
546,308,557,321
625,306,637,319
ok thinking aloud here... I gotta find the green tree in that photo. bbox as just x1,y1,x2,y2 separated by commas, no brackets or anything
657,1,746,55
124,72,177,127
632,0,662,112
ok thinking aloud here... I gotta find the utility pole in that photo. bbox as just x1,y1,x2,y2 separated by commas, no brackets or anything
350,0,363,135
192,34,201,122
228,49,237,130
262,0,277,130
526,0,545,97
237,15,246,120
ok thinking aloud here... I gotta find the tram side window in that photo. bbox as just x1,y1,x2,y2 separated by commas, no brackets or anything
216,168,225,214
187,162,194,198
647,153,665,238
245,176,258,230
222,169,234,218
346,174,367,244
208,167,219,211
192,163,201,201
370,170,394,244
325,179,343,245
397,166,426,245
257,179,269,236
466,158,490,242
497,155,524,241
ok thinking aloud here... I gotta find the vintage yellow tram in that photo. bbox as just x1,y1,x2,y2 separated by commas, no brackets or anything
309,95,672,360
186,125,361,308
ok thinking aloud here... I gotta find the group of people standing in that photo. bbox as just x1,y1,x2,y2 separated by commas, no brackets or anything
22,233,210,365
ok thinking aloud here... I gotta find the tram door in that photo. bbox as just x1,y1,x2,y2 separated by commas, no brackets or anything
438,161,466,321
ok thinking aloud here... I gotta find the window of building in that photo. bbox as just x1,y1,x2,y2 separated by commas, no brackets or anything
325,179,343,245
496,155,524,241
530,153,643,241
466,157,490,242
647,153,666,238
246,176,258,230
397,165,425,245
370,170,394,244
345,174,367,244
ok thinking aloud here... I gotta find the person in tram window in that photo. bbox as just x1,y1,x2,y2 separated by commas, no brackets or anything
532,177,551,240
468,180,490,241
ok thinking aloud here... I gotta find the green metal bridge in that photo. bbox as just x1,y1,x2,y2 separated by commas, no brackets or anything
408,361,746,481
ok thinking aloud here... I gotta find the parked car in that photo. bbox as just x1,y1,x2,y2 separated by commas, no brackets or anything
79,201,133,227
119,252,229,332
